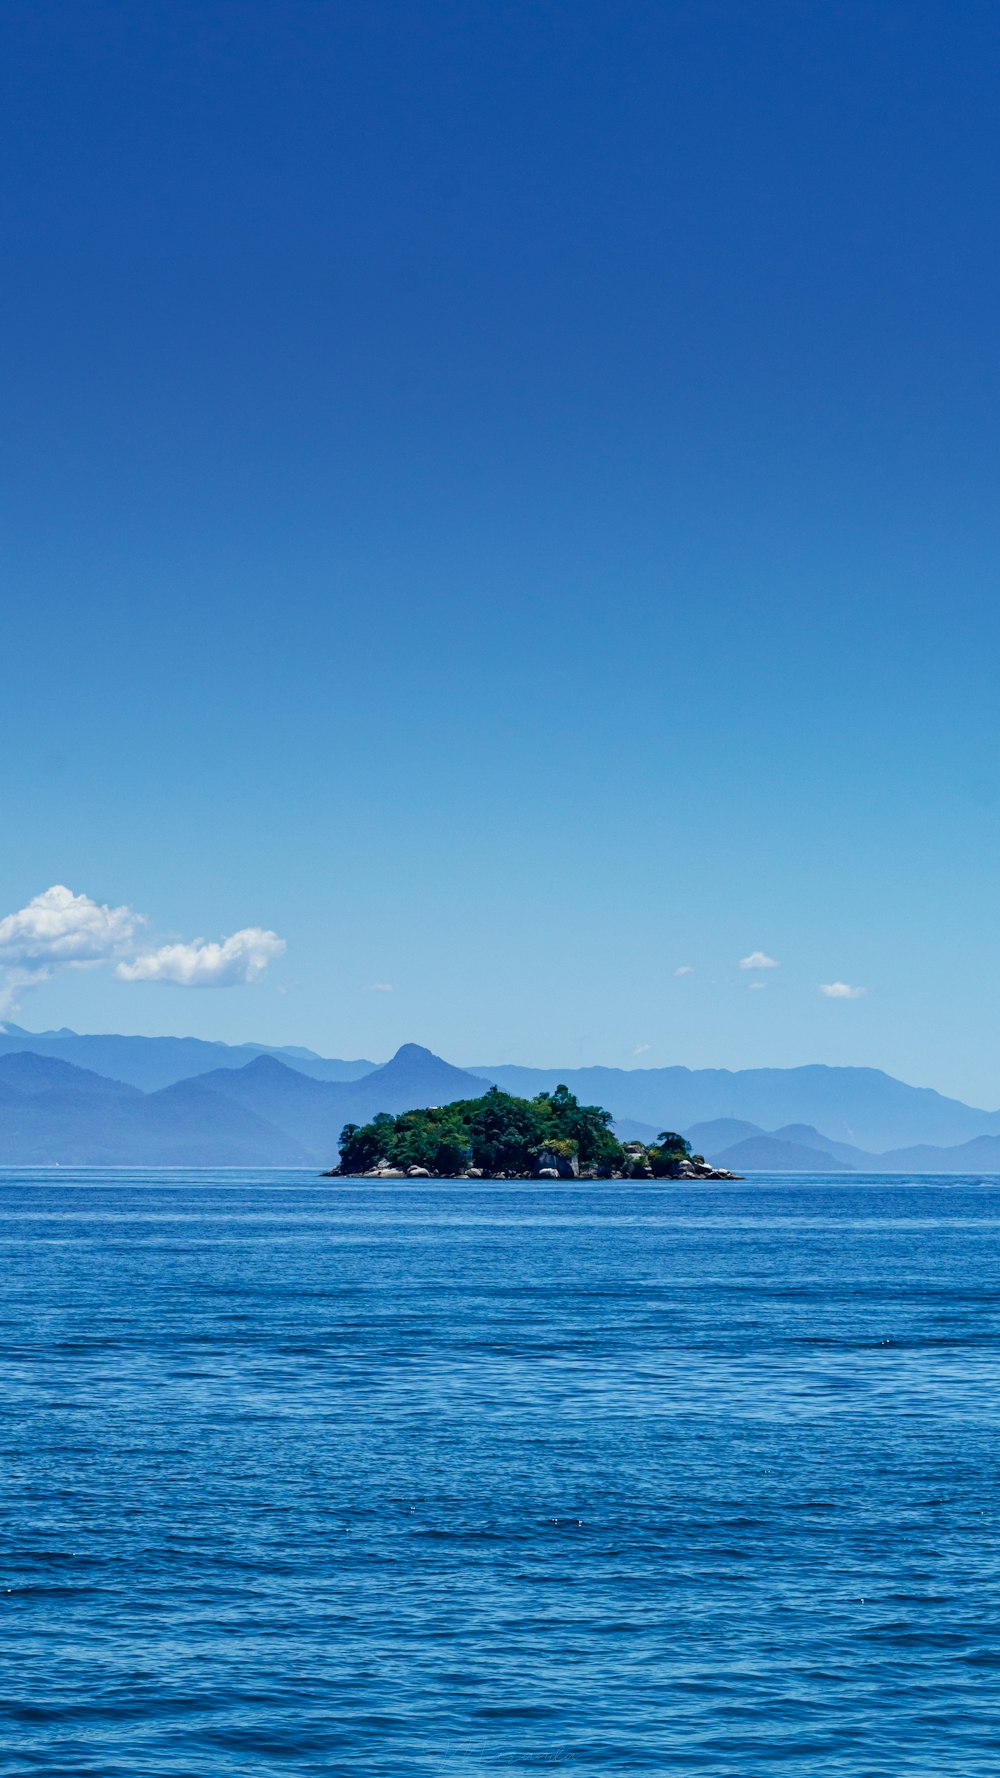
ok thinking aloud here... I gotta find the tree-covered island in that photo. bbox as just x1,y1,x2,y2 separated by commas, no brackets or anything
326,1084,739,1180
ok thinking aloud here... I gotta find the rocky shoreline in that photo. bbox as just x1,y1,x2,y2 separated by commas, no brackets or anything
325,1153,741,1182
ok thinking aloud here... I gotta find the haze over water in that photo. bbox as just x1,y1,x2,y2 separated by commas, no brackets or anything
3,1171,999,1774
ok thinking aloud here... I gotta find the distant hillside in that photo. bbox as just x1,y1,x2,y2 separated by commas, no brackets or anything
688,1117,869,1168
0,1053,308,1165
196,1045,492,1159
476,1062,1000,1153
198,1055,349,1156
769,1124,870,1167
871,1134,1000,1174
0,1024,374,1092
0,1044,492,1166
347,1045,493,1118
712,1134,855,1172
0,1051,139,1099
683,1118,762,1155
613,1118,662,1145
687,1114,1000,1175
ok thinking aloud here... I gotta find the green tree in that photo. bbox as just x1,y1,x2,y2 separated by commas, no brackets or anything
646,1130,693,1177
338,1118,390,1172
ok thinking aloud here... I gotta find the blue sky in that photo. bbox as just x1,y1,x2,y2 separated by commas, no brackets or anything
2,1,999,1102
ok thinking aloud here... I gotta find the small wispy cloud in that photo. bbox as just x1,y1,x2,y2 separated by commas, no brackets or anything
819,981,868,999
364,982,393,993
633,1042,652,1055
673,965,695,977
740,950,779,970
749,981,768,991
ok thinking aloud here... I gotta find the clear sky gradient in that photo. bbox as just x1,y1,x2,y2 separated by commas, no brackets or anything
3,1,999,1102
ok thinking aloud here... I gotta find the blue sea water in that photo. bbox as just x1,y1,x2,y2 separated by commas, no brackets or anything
2,1173,1000,1776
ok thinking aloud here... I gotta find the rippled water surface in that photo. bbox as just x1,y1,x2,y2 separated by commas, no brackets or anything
3,1172,1000,1775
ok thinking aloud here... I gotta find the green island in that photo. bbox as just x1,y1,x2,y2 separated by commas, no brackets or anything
326,1084,739,1180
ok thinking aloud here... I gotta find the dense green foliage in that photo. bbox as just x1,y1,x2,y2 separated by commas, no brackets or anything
336,1087,699,1177
338,1084,622,1176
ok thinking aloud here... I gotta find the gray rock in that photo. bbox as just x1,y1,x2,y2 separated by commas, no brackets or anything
536,1166,560,1179
535,1147,578,1179
406,1166,431,1177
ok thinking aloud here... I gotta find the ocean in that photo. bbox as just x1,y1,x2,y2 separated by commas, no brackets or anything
2,1172,999,1775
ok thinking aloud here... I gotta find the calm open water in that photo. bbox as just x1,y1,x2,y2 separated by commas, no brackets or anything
2,1172,1000,1776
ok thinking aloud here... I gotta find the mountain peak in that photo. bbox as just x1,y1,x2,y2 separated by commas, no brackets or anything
0,1050,138,1097
239,1053,302,1078
389,1043,438,1064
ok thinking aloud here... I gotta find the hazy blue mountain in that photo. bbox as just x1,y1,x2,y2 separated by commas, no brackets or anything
5,1029,1000,1165
769,1123,872,1168
0,1044,492,1166
0,1051,139,1098
713,1134,855,1172
687,1116,870,1169
0,1053,307,1165
683,1118,763,1154
868,1134,1000,1174
272,1054,377,1083
474,1062,1000,1152
341,1046,494,1123
613,1118,662,1144
685,1115,1000,1174
0,1025,375,1092
127,1079,310,1166
203,1044,494,1161
198,1055,350,1158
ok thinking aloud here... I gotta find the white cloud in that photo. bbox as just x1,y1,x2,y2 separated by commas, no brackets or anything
749,981,767,991
0,885,140,1011
117,928,285,987
0,883,285,1010
0,884,139,969
364,981,393,993
819,981,868,999
740,951,780,970
673,965,695,977
633,1042,652,1055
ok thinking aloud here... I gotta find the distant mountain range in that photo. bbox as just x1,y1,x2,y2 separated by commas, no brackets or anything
0,1023,375,1091
681,1117,1000,1175
475,1062,1000,1152
1,1024,999,1170
0,1043,490,1167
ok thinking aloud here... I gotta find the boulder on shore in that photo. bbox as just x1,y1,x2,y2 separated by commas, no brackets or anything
534,1147,578,1179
